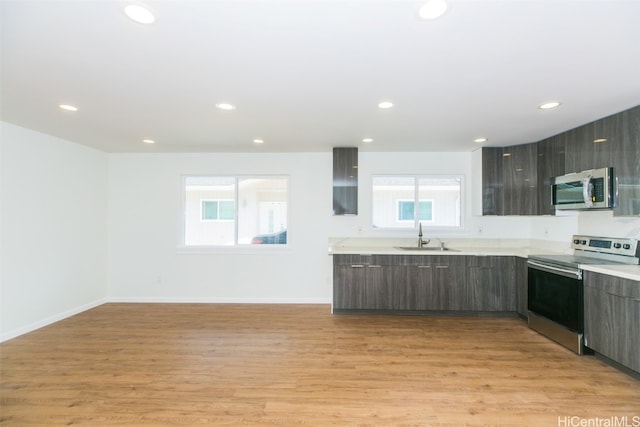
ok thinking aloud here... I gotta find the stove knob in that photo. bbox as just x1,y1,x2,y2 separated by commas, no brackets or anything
614,243,622,249
573,239,580,244
623,243,631,250
581,240,587,245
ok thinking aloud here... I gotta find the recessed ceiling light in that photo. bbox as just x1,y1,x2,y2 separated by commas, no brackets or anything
474,137,488,143
593,138,607,143
362,138,373,143
143,139,155,144
253,139,264,144
59,104,78,112
216,103,236,110
378,101,394,109
538,101,561,110
419,0,448,20
124,4,155,24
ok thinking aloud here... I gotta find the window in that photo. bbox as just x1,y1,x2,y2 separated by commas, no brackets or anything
397,200,433,222
373,175,461,229
201,200,235,221
184,176,288,246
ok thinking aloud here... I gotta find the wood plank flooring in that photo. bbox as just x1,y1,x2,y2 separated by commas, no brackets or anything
1,303,639,426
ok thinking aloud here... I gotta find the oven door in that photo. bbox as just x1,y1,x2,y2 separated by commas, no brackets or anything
527,260,584,333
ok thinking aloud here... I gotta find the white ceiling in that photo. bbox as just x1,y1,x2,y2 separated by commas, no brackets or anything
1,0,640,153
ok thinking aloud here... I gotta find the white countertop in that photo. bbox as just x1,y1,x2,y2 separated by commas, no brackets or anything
328,237,640,282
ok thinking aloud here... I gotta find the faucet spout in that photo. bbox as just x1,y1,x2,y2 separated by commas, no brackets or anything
418,223,430,248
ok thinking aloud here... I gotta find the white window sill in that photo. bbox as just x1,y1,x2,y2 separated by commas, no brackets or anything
176,245,292,255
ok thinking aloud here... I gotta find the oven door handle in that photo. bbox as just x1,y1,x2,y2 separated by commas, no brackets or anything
527,260,582,280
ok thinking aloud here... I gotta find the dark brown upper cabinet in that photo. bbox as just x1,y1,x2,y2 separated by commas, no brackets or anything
536,135,566,215
502,142,538,216
482,143,538,216
563,105,639,216
481,104,639,217
615,106,640,216
333,147,358,215
481,147,504,215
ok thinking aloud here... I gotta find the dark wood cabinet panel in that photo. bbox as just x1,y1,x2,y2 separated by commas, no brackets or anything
584,272,640,374
463,256,516,311
536,136,565,215
564,121,593,173
502,143,538,215
333,147,358,215
333,264,367,310
406,256,467,310
481,147,504,215
515,257,528,318
615,106,640,216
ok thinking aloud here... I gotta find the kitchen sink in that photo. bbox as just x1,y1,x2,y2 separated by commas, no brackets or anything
394,246,459,252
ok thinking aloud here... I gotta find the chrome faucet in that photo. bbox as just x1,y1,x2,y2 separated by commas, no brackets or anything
418,223,431,248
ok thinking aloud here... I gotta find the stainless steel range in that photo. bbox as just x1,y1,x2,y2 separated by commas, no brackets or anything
527,235,640,354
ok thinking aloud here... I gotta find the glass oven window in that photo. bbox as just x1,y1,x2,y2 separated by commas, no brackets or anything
528,267,583,332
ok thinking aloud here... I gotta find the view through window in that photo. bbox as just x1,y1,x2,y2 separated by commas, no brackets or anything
184,176,288,246
372,175,462,229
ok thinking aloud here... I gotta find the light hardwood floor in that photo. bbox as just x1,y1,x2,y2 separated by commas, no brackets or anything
1,304,639,426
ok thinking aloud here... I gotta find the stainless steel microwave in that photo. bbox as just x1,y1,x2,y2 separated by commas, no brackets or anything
551,167,615,210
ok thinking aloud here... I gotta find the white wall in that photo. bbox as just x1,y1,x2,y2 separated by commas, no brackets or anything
0,122,108,341
107,153,333,302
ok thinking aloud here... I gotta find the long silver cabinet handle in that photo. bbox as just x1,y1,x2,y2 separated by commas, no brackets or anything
418,265,432,269
435,265,449,269
368,265,382,268
350,264,365,268
606,291,640,302
527,260,582,279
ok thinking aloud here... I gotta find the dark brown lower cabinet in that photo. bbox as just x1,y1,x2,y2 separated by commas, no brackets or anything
333,254,516,313
584,272,640,374
405,256,466,310
463,256,516,311
332,256,409,310
515,257,528,318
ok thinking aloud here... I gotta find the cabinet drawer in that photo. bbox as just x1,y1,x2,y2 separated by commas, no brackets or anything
584,272,640,299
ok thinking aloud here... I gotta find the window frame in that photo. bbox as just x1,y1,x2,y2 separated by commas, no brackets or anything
181,175,290,249
372,174,463,231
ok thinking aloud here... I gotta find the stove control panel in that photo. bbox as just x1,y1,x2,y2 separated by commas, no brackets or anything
571,235,640,258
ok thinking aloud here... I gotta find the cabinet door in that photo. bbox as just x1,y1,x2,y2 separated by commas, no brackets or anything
482,147,504,215
614,106,640,216
464,256,516,311
333,147,358,215
515,257,528,318
502,143,538,215
333,264,368,310
536,136,565,215
408,264,452,310
564,122,596,173
584,272,640,373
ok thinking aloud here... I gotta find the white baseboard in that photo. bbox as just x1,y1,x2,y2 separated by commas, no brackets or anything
107,297,332,304
0,297,108,343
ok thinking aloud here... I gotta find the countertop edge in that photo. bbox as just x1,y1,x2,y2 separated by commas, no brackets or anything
581,264,640,282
